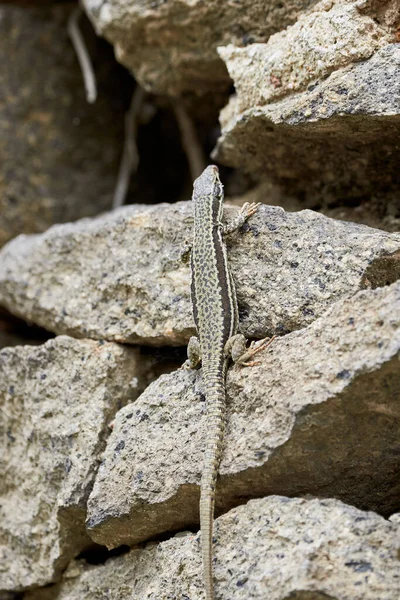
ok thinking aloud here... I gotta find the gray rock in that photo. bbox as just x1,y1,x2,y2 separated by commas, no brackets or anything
82,0,320,96
29,497,400,599
218,2,391,113
228,180,400,233
0,202,399,345
86,281,400,548
0,4,127,248
388,513,400,525
214,43,400,206
0,336,143,592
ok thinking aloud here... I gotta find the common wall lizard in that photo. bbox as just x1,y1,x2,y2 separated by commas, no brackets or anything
186,165,272,599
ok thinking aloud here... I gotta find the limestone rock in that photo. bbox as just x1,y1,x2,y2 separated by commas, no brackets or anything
82,0,320,96
0,4,128,248
0,202,399,345
30,497,400,599
86,281,400,548
214,38,400,206
0,336,142,592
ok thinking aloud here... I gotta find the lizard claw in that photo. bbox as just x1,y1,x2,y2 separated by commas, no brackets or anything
237,335,275,367
239,359,262,367
240,202,261,219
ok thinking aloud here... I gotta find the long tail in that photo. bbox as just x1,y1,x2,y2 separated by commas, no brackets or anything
200,371,226,600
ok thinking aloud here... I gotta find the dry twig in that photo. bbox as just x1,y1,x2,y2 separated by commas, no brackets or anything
174,101,206,181
113,86,146,209
68,4,97,104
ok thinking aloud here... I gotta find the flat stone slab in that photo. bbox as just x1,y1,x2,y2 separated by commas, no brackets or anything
217,2,391,114
82,0,319,96
0,202,399,345
86,281,400,548
214,43,400,205
0,336,143,592
28,497,400,600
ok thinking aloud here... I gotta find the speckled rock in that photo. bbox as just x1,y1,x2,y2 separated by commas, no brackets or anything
0,202,400,345
389,513,400,525
82,0,321,97
86,281,400,548
214,39,400,206
228,180,400,233
28,497,400,600
0,4,128,248
218,1,392,112
0,336,143,592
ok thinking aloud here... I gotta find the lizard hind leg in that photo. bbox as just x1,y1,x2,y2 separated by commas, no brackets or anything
225,334,275,367
182,335,202,370
224,333,247,363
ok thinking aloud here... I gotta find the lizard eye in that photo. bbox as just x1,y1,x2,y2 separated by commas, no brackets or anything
214,183,224,198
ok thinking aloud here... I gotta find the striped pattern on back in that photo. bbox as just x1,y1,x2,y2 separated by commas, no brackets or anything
191,164,238,600
191,166,238,370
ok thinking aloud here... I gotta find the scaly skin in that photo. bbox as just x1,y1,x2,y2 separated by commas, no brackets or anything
188,165,264,599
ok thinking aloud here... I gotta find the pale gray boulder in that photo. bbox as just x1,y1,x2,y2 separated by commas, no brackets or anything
27,497,400,600
82,0,321,96
218,1,391,112
0,336,143,592
86,281,400,548
0,203,399,345
214,42,400,206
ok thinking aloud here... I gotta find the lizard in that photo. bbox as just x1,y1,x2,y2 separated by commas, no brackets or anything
185,165,273,600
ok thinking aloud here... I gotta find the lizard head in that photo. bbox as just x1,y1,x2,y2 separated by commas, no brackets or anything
192,165,224,203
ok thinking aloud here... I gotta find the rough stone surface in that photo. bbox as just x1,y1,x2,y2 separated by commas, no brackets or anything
29,497,400,600
1,203,400,345
0,4,129,248
218,1,391,112
86,282,400,548
214,42,400,206
82,0,320,96
0,336,142,592
229,181,400,233
389,513,400,525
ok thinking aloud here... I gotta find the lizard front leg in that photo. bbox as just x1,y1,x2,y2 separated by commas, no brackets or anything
221,202,261,236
